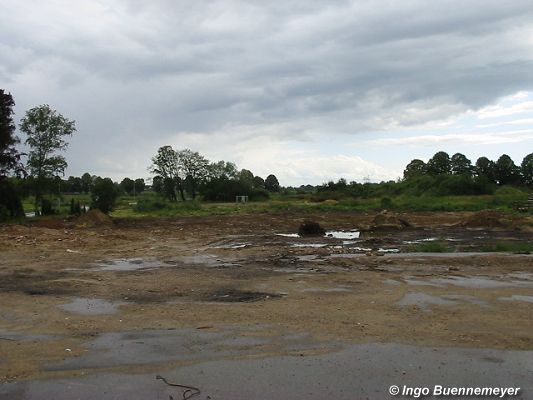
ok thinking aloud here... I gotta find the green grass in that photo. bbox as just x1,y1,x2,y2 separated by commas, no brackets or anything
479,242,533,254
408,241,452,253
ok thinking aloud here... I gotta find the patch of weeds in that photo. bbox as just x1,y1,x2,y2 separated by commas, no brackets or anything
479,242,533,254
409,241,451,253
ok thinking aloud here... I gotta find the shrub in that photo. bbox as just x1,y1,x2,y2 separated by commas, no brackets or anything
91,178,119,214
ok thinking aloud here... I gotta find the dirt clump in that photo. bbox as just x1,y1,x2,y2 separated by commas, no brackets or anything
459,211,511,229
370,211,412,230
298,220,326,236
75,209,114,227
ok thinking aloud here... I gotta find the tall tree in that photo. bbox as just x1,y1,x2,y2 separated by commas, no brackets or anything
494,154,520,185
450,153,472,175
265,174,280,192
177,149,209,199
403,159,426,180
474,157,496,183
150,146,184,200
521,153,533,186
20,104,76,213
426,151,451,175
0,89,24,218
120,177,135,194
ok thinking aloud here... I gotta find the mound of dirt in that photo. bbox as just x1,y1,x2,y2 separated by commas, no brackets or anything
32,218,66,229
459,211,510,229
75,209,114,227
298,220,326,236
371,211,412,230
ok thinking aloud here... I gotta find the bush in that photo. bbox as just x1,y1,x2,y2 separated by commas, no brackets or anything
40,198,56,215
135,197,168,212
91,178,119,214
380,197,394,209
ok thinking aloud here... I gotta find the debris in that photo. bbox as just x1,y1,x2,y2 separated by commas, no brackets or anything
458,211,510,229
298,220,326,236
156,374,201,400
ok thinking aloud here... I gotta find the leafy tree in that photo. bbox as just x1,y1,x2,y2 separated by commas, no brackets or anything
150,146,184,200
265,174,280,192
177,149,209,199
207,161,238,180
426,151,451,175
494,154,520,185
120,177,135,194
0,89,24,219
403,159,426,180
91,177,119,214
521,153,533,186
20,104,76,213
450,153,472,175
134,178,146,194
474,157,496,183
253,175,265,189
81,172,93,193
152,176,163,194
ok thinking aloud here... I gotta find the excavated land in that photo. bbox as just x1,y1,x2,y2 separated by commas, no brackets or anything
1,210,532,399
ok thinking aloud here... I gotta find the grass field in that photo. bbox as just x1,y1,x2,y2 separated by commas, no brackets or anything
19,189,531,219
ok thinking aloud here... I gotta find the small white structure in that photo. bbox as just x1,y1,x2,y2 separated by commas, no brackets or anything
235,195,249,203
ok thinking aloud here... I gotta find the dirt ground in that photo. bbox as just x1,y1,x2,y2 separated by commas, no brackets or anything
1,211,532,385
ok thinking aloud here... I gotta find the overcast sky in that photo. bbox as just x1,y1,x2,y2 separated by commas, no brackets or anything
2,0,533,185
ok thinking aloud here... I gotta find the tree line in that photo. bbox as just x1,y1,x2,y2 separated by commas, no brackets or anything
149,145,280,202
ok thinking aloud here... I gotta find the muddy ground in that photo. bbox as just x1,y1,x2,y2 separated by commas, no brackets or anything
0,211,532,399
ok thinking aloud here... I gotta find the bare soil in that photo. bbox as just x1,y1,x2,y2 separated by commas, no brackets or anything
1,211,532,384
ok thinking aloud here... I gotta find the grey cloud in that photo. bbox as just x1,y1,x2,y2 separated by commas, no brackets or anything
1,0,533,178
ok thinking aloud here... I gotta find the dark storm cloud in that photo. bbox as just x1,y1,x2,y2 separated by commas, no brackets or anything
1,0,533,177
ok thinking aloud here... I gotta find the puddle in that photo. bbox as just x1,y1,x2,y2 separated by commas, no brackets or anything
204,290,283,303
499,295,533,303
291,243,327,248
325,231,360,239
302,287,352,293
277,231,360,240
383,279,401,285
5,343,532,400
0,328,55,342
377,248,400,253
430,276,533,289
211,243,248,249
57,298,124,315
95,258,168,271
396,292,458,311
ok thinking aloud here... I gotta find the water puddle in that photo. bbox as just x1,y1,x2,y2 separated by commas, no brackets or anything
95,258,168,271
291,243,327,248
0,328,55,342
499,295,533,304
211,243,248,249
396,292,459,311
302,287,352,293
325,231,360,239
57,298,124,315
5,343,532,400
430,276,533,289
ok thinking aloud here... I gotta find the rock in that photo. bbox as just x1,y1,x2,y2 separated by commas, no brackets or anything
298,220,326,236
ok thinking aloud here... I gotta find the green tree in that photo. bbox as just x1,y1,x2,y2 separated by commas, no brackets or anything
403,159,426,180
474,157,495,183
207,161,238,180
120,177,135,194
450,153,472,175
177,149,209,199
0,89,24,219
253,175,265,188
426,151,451,175
150,145,184,200
91,177,119,214
521,153,533,186
134,178,146,194
20,104,76,214
494,154,520,185
265,174,280,192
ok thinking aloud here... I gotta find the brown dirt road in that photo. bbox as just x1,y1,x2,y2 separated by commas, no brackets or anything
1,211,532,383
